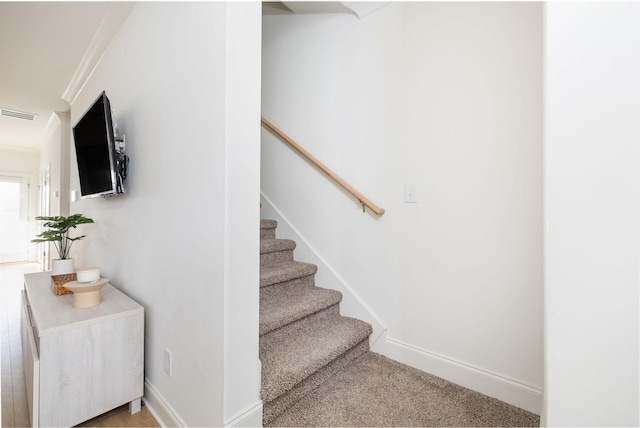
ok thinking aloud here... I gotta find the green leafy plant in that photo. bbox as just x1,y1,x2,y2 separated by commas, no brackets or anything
32,214,95,260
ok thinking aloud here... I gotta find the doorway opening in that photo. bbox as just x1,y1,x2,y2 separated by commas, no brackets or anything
0,176,29,263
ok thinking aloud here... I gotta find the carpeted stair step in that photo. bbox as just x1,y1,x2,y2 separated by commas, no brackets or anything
258,218,375,425
260,282,343,336
261,219,278,240
260,313,372,404
266,351,540,428
260,261,318,288
263,340,370,425
260,238,296,267
260,313,372,424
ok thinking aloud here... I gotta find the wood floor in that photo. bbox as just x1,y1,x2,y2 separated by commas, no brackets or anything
1,263,159,428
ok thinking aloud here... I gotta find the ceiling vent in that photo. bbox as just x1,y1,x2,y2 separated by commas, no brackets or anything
1,107,36,121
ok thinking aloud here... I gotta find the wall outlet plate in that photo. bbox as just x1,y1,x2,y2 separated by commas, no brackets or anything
164,348,172,376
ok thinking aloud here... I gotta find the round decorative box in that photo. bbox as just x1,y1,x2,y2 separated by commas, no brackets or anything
76,267,100,283
63,278,109,308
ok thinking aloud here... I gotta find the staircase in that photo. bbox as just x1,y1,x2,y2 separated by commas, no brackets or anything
259,219,373,425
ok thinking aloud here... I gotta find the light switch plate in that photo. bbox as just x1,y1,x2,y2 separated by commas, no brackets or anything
404,183,417,203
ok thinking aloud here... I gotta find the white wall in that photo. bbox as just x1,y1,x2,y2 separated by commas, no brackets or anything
0,147,40,261
68,3,261,426
262,2,543,412
544,3,640,426
39,112,71,219
0,148,40,178
223,3,263,426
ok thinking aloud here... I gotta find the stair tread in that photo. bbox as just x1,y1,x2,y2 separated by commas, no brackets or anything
260,284,342,336
258,218,374,422
260,316,372,402
261,219,277,229
261,238,296,254
260,261,317,288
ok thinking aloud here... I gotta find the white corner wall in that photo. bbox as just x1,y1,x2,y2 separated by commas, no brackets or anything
68,3,262,426
223,3,263,426
544,3,640,426
262,2,543,413
39,112,71,218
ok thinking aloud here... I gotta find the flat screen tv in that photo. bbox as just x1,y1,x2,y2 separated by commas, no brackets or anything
73,91,124,198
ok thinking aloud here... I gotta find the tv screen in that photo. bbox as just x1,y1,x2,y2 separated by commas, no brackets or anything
73,91,119,198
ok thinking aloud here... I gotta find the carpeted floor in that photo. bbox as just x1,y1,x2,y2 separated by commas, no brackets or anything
268,352,540,427
260,219,539,427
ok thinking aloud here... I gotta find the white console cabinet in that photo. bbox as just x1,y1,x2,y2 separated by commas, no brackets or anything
21,272,144,427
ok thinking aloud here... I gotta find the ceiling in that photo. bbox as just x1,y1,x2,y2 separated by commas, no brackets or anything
0,2,115,152
0,2,382,153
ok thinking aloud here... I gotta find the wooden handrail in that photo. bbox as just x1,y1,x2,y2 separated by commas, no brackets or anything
261,116,385,216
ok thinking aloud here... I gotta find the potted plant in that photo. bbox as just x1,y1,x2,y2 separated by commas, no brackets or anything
32,214,95,275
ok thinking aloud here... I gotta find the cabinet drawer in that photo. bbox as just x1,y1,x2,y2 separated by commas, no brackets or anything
21,291,40,427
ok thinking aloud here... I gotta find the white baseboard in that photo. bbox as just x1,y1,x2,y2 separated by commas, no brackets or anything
224,401,263,427
143,379,187,427
372,333,542,415
144,379,262,427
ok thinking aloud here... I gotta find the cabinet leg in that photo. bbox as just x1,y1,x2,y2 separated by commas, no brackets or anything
129,397,142,414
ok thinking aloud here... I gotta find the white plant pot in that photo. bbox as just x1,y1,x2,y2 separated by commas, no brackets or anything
51,259,75,275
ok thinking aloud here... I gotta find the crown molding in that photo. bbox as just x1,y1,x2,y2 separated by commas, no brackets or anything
0,145,40,154
37,111,63,148
61,3,135,106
